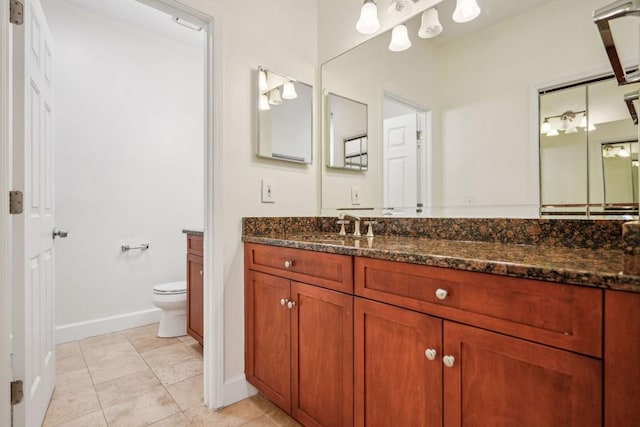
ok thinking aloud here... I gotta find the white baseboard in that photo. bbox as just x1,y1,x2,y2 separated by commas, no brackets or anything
222,374,257,407
55,308,161,344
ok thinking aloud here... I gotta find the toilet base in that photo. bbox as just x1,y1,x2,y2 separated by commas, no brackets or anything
157,309,187,338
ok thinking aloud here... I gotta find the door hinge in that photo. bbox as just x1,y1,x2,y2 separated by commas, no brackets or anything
9,191,23,214
10,380,23,405
9,0,24,25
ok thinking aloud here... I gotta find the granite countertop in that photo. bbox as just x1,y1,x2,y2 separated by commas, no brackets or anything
182,228,203,236
243,233,640,293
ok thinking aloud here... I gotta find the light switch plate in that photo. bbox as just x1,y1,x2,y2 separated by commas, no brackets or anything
262,179,275,203
351,185,361,205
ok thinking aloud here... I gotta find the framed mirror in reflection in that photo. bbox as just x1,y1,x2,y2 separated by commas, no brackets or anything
539,76,639,219
327,93,368,170
320,0,639,218
257,67,313,164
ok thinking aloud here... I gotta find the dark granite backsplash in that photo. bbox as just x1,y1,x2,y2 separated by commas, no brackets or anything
243,217,625,250
623,221,640,275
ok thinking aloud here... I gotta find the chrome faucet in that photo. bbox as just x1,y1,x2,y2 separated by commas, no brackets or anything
339,213,361,237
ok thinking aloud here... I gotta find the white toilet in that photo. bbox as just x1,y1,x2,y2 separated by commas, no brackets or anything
152,281,187,337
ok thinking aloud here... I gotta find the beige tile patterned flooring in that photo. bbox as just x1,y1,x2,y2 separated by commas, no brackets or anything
44,323,300,426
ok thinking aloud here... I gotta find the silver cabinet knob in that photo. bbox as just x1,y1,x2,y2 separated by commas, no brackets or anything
199,270,203,276
435,288,448,300
280,298,289,306
284,260,293,268
52,228,69,239
425,348,437,361
443,355,455,368
287,301,296,309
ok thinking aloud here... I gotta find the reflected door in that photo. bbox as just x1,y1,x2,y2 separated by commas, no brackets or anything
383,113,417,209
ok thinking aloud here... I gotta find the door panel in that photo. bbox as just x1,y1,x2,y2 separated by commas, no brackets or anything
443,322,601,427
291,282,353,427
12,1,56,425
383,113,417,209
245,271,291,412
187,253,203,344
355,298,442,427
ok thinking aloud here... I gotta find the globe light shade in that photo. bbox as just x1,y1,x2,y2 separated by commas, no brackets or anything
282,81,298,100
418,8,443,39
268,88,282,105
356,1,380,35
540,119,552,134
258,70,268,92
259,94,270,111
388,24,412,52
452,0,481,23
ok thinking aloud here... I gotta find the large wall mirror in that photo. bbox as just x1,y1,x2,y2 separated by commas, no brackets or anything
540,76,639,218
257,67,313,164
320,0,639,218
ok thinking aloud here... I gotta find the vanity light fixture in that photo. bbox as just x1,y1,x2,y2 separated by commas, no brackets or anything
540,118,552,134
268,88,283,105
542,110,596,135
259,94,270,111
452,0,481,24
418,8,443,39
389,24,412,52
356,0,381,35
282,81,298,100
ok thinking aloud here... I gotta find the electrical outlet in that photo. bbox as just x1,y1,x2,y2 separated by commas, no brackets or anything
351,185,361,205
261,179,275,203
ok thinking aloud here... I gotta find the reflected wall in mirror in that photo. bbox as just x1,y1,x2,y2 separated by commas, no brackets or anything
257,67,313,164
327,93,368,170
320,0,638,218
540,76,639,219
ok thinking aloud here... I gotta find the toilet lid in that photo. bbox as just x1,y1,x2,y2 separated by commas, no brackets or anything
153,281,186,295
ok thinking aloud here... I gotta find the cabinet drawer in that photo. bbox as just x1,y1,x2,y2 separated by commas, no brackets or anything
245,243,353,293
187,234,203,256
355,257,602,357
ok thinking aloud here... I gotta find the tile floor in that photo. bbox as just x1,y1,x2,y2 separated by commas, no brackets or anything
44,323,300,426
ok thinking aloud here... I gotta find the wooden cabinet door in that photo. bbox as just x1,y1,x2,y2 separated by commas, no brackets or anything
245,271,292,412
187,253,204,344
355,298,443,427
443,322,601,427
291,282,353,427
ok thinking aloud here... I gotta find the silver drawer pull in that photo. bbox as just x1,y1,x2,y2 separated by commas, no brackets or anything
284,260,293,268
443,355,455,368
425,348,437,361
435,288,448,300
287,301,296,309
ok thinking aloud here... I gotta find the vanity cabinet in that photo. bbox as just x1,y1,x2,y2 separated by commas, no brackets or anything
355,257,603,427
244,244,354,426
186,234,203,344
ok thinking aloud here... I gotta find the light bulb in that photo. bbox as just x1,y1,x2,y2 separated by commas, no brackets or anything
546,129,559,136
540,119,551,134
258,70,268,92
268,88,282,105
259,94,270,111
452,0,481,23
356,1,380,35
418,8,442,39
388,24,411,52
282,81,297,100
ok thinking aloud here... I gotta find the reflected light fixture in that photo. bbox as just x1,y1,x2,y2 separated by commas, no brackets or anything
546,129,559,136
389,24,412,52
268,88,282,105
259,94,270,111
258,70,268,92
540,119,552,134
565,127,578,134
579,114,587,128
356,0,380,35
619,147,631,157
418,8,442,39
452,0,481,23
282,81,298,100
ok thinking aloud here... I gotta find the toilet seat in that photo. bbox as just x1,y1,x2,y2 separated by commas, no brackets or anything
153,281,186,295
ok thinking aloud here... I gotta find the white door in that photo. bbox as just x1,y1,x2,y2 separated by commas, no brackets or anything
12,0,56,425
383,113,418,209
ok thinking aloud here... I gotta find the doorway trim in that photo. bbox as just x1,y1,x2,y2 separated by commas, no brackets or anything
0,0,225,419
1,0,12,423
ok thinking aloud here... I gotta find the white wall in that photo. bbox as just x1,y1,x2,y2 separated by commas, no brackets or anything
44,0,204,331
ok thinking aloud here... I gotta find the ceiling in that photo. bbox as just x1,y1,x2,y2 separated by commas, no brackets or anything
50,0,204,46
